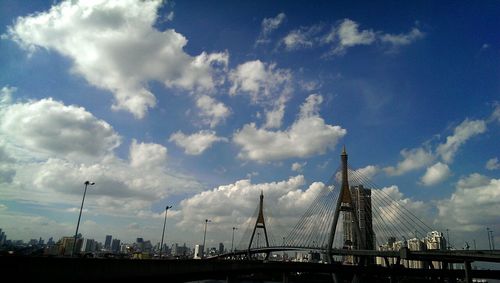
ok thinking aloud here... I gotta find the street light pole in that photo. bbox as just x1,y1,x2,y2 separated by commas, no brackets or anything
446,229,450,250
202,219,211,258
487,227,492,250
72,181,95,257
231,227,237,253
490,230,495,250
160,205,172,259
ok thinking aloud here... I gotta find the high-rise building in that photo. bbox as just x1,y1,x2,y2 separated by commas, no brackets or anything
82,238,96,252
218,242,224,254
342,185,374,250
104,235,112,250
111,239,121,253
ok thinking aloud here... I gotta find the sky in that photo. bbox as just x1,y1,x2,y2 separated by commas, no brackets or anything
0,0,499,251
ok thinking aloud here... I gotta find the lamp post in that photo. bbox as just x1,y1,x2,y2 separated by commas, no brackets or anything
231,227,237,253
72,181,95,257
202,219,211,258
446,228,450,250
159,205,172,259
489,230,495,250
487,227,492,250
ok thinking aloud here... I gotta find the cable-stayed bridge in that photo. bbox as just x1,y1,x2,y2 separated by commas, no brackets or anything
214,147,500,282
4,147,499,283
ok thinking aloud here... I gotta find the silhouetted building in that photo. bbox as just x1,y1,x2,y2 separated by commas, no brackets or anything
82,238,96,252
343,185,374,251
219,242,224,254
111,239,121,253
104,235,112,250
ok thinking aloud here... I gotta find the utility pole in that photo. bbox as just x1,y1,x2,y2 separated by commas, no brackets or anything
159,205,172,259
487,227,492,250
231,227,237,253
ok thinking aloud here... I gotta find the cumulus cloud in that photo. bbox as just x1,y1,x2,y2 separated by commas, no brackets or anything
420,162,451,186
490,103,500,123
281,25,322,50
129,139,167,169
6,0,228,118
279,19,424,56
177,175,325,240
485,158,500,170
384,147,434,176
0,97,200,219
263,98,287,129
436,119,487,163
1,86,16,104
380,27,425,47
256,13,286,45
233,94,346,162
436,174,500,231
169,130,228,155
229,60,293,105
332,19,376,54
195,95,231,128
0,97,120,162
291,162,307,172
353,165,379,180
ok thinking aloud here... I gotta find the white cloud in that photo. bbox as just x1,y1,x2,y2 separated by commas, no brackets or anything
129,139,167,169
0,97,201,220
317,19,424,56
169,130,227,155
177,175,324,239
256,13,286,45
490,103,500,123
281,25,321,51
291,162,307,172
380,27,425,47
354,165,379,180
229,60,293,105
233,94,346,162
330,19,376,55
420,162,451,186
195,95,231,128
436,119,487,163
486,158,500,170
0,97,120,162
263,104,285,129
6,0,228,118
384,147,434,176
1,86,16,104
436,174,500,231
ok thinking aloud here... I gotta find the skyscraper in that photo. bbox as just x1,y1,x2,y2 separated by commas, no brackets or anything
104,235,112,250
342,185,374,250
111,239,121,253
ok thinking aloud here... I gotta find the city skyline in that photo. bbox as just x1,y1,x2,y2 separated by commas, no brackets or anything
0,0,499,249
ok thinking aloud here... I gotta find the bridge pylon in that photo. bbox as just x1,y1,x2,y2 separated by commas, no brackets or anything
248,191,270,259
327,146,365,263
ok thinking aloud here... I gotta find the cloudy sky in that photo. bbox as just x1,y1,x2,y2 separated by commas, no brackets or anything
0,0,499,250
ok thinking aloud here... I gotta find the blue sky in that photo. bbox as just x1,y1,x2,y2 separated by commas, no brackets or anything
0,0,499,250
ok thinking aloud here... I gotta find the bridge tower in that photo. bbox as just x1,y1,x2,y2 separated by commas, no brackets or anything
247,191,270,259
327,146,365,263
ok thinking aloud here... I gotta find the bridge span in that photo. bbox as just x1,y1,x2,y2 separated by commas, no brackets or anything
2,256,500,283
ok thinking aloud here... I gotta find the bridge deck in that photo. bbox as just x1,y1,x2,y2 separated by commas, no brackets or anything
3,256,499,282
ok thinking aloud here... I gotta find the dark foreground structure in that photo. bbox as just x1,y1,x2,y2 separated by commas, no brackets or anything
2,256,500,283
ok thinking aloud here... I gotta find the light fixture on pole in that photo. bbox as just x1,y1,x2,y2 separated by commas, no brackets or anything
446,228,450,250
231,227,237,253
72,181,95,257
202,219,211,258
160,205,172,259
487,227,492,250
490,230,495,250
